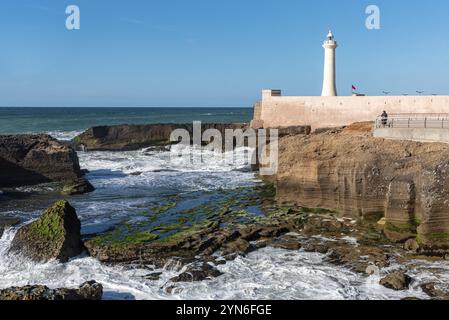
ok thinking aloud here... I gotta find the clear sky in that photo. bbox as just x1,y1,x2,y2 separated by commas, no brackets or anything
0,0,448,107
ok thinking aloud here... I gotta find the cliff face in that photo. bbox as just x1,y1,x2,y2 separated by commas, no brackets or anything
0,134,82,188
273,122,449,251
74,123,249,151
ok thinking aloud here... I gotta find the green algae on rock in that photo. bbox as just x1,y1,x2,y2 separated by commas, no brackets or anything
9,200,84,263
0,281,103,301
62,178,95,196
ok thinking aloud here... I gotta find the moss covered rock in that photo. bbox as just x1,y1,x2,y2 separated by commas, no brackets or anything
9,200,84,263
62,178,95,196
0,281,103,300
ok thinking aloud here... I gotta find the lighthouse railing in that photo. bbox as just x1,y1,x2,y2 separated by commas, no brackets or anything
375,114,449,129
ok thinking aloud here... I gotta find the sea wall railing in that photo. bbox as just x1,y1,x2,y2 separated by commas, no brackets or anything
375,113,449,129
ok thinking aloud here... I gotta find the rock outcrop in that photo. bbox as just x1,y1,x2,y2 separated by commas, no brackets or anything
380,271,412,290
271,122,449,252
73,123,249,151
0,134,86,189
9,200,84,263
62,178,95,196
0,281,103,300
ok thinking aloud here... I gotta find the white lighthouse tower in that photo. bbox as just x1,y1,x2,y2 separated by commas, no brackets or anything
321,30,338,97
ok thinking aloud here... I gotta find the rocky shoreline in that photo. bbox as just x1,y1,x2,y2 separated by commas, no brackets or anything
3,122,449,300
270,122,449,253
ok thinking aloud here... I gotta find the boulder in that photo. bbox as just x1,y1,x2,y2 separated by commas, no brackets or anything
380,271,412,290
0,134,83,188
0,281,103,300
404,238,420,253
9,200,84,263
62,178,95,196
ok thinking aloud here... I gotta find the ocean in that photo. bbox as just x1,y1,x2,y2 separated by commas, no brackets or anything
0,107,444,300
0,107,253,139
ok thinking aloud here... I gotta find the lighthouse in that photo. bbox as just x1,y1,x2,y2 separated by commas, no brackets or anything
321,30,338,97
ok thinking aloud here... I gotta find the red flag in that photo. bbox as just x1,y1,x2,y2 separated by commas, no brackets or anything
352,85,357,90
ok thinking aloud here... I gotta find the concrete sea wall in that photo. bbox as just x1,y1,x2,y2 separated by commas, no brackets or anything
374,127,449,144
255,90,449,130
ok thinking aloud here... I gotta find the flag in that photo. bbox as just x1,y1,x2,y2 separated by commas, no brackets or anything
352,85,357,91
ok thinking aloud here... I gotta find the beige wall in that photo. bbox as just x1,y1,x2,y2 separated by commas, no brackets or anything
258,90,449,130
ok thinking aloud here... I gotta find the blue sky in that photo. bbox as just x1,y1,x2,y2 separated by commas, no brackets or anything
0,0,448,107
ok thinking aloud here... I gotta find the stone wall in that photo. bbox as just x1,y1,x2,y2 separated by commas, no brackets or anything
256,90,449,130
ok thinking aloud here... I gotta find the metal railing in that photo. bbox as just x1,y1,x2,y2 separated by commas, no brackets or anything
375,113,449,129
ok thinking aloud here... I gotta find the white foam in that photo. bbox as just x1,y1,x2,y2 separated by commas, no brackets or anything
0,229,438,300
2,145,448,300
47,130,84,141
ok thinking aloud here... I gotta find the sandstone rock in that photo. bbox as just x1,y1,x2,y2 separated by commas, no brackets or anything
277,126,311,138
377,218,387,228
62,178,95,195
404,238,420,253
9,200,84,263
380,271,412,290
384,180,418,242
271,123,449,251
0,134,83,188
0,281,102,300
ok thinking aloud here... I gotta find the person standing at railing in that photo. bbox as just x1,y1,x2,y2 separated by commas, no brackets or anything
380,111,388,127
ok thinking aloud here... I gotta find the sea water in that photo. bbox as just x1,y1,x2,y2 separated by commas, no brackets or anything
0,107,448,300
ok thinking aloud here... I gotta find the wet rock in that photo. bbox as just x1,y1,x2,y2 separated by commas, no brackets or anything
384,180,418,242
380,271,412,290
420,283,449,300
302,216,347,236
9,200,84,263
325,243,390,274
144,272,163,281
62,178,95,195
0,217,21,238
269,235,302,250
0,134,84,188
302,241,331,254
170,262,223,282
221,238,252,256
0,281,103,300
404,238,420,253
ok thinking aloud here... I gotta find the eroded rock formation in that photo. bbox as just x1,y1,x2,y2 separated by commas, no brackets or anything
73,123,249,151
272,122,449,251
0,134,84,188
